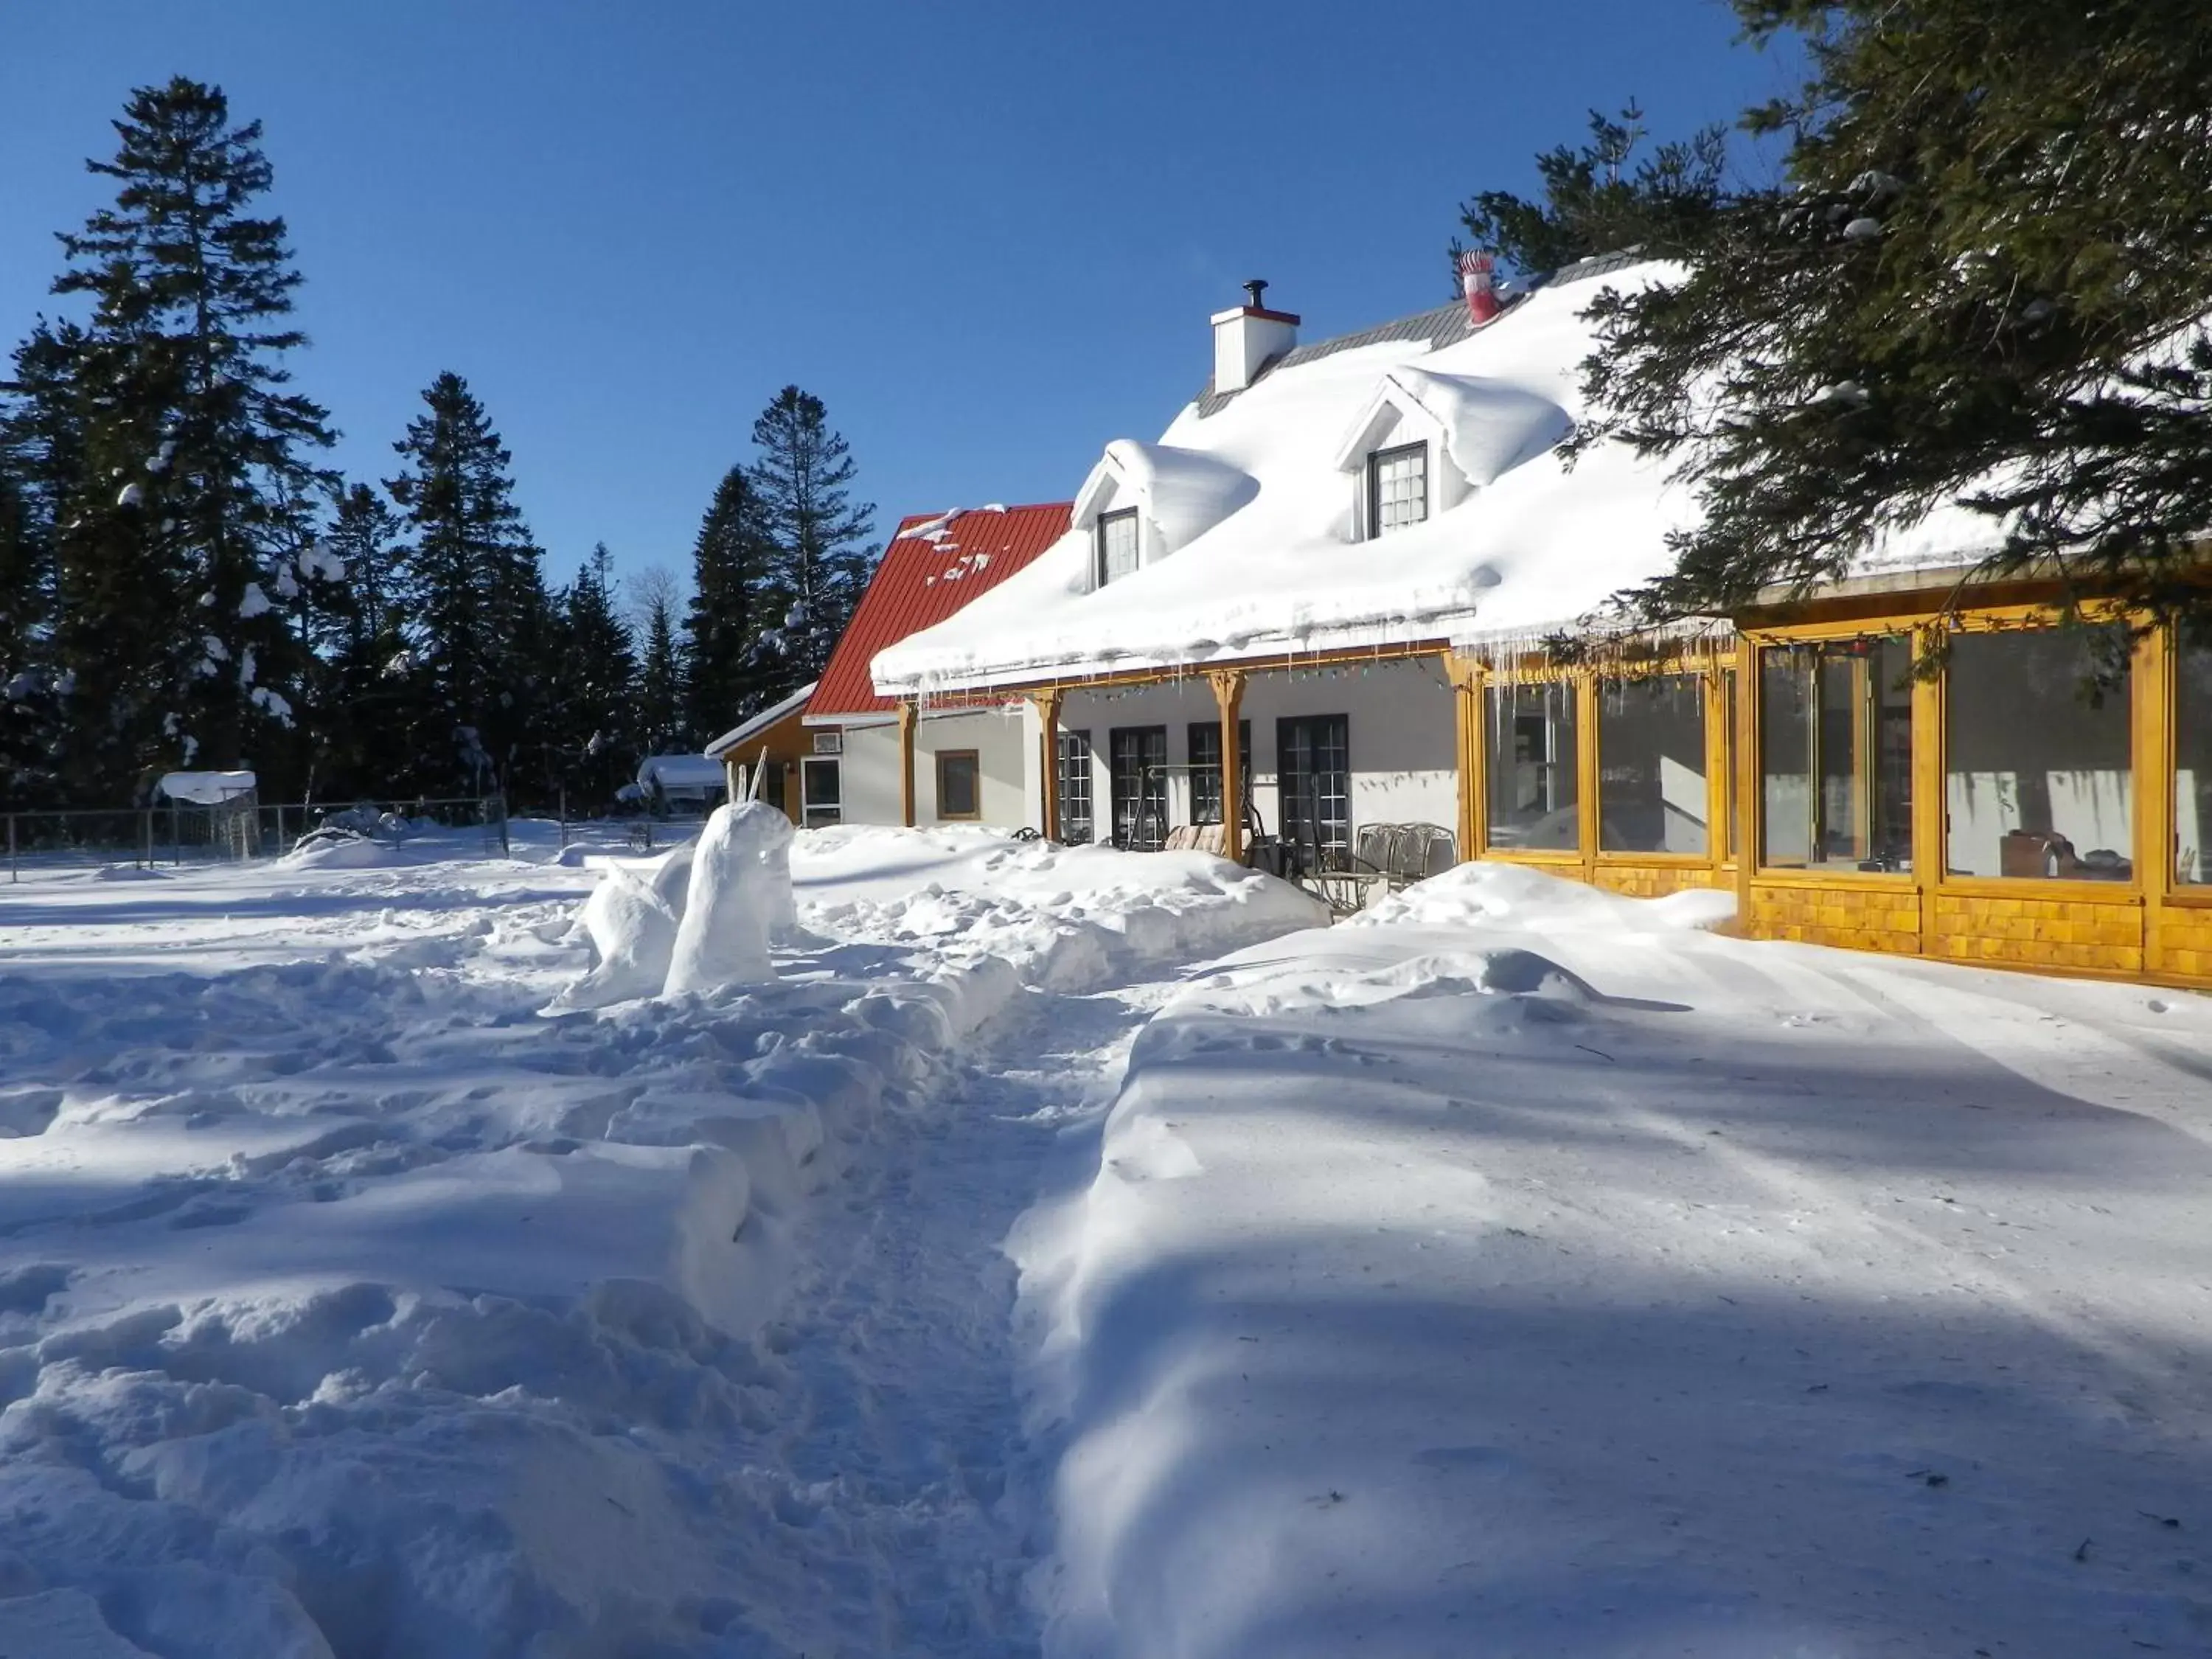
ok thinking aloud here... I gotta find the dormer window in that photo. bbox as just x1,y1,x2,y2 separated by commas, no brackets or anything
1096,507,1140,587
1368,442,1429,538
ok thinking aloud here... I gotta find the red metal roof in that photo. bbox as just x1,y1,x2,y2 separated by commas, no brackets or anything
807,502,1072,717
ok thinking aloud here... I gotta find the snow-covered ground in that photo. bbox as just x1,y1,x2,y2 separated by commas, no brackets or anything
1018,863,2212,1658
5,829,2209,1658
0,824,1318,1658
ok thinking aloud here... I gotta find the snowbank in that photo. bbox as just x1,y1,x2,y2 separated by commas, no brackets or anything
0,824,1326,1655
1016,863,2212,1658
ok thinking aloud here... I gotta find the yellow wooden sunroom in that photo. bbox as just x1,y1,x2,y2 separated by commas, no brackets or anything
1440,575,2212,991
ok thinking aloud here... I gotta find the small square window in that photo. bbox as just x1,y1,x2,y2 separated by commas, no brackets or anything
936,750,982,820
1096,509,1140,587
1368,442,1428,538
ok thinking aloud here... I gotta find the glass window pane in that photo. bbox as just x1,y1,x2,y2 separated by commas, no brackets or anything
1057,730,1093,845
1099,511,1139,585
1371,444,1428,535
937,752,980,818
1947,627,2132,880
1188,721,1222,824
1485,681,1579,850
1598,674,1707,855
1760,637,1914,872
2180,642,2212,884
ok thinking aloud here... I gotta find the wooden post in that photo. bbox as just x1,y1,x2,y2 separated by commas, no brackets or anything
1736,634,1761,924
1208,669,1247,863
898,699,918,828
2136,620,2174,976
1910,623,1945,953
1446,653,1484,863
1573,667,1600,875
1034,689,1063,841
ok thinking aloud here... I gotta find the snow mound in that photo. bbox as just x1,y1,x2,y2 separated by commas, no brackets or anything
1354,858,1736,934
663,801,793,996
546,866,679,1012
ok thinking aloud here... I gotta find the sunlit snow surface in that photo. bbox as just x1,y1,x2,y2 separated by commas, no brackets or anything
1016,862,2212,1658
5,831,2211,1657
0,822,1319,1658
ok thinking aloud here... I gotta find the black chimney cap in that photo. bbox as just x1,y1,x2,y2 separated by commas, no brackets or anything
1242,279,1269,310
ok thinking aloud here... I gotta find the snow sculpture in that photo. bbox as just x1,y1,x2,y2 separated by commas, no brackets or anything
546,868,679,1012
663,801,793,995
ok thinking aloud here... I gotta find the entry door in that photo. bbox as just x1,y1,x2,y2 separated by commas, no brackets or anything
1279,714,1351,867
1108,726,1168,849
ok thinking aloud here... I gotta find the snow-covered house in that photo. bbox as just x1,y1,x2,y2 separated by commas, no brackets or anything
870,268,2212,991
801,504,1070,829
633,754,728,815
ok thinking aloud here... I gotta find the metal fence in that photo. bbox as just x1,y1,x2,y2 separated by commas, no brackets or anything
2,794,509,883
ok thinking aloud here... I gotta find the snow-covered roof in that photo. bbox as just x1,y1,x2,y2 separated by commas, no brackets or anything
872,262,1998,698
637,754,727,793
702,681,817,761
155,770,257,804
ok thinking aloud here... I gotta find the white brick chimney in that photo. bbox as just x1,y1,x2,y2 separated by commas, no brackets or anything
1211,279,1300,394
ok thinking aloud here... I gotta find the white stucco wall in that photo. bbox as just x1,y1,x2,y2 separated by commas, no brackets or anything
821,705,1039,830
1056,656,1458,846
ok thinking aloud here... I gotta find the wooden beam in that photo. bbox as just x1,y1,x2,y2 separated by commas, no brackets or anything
897,699,918,828
1736,634,1761,922
1033,690,1063,841
1446,653,1484,862
2137,622,2174,976
1910,625,1944,949
1208,669,1247,863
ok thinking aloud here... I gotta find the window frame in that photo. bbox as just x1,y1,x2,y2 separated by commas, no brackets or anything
1366,440,1430,540
1057,728,1096,846
1095,507,1141,589
799,754,841,829
934,748,983,821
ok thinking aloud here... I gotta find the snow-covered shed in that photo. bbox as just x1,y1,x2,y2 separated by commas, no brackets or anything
868,263,2212,990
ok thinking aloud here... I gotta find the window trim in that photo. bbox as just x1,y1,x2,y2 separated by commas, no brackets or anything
1095,507,1141,588
934,748,983,821
1366,440,1430,540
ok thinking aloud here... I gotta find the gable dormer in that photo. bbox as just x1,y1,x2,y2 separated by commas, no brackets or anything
1332,367,1572,541
1072,439,1259,591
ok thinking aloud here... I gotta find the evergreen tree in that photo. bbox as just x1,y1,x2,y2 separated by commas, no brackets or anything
297,481,414,796
554,543,639,808
385,372,551,791
636,588,686,756
52,77,338,786
1451,102,1727,283
684,465,786,737
747,386,875,692
1578,1,2212,636
0,323,83,797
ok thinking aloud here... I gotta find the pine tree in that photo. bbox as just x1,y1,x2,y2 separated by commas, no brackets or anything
1578,1,2212,636
296,481,414,796
556,543,640,807
684,465,786,738
52,77,337,786
1451,102,1727,283
636,588,686,756
747,386,875,692
385,371,549,791
0,323,83,797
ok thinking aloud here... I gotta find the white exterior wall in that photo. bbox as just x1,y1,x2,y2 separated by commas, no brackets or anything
818,705,1039,830
1056,656,1458,846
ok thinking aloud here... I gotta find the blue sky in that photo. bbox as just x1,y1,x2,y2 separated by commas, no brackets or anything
1,1,1795,597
